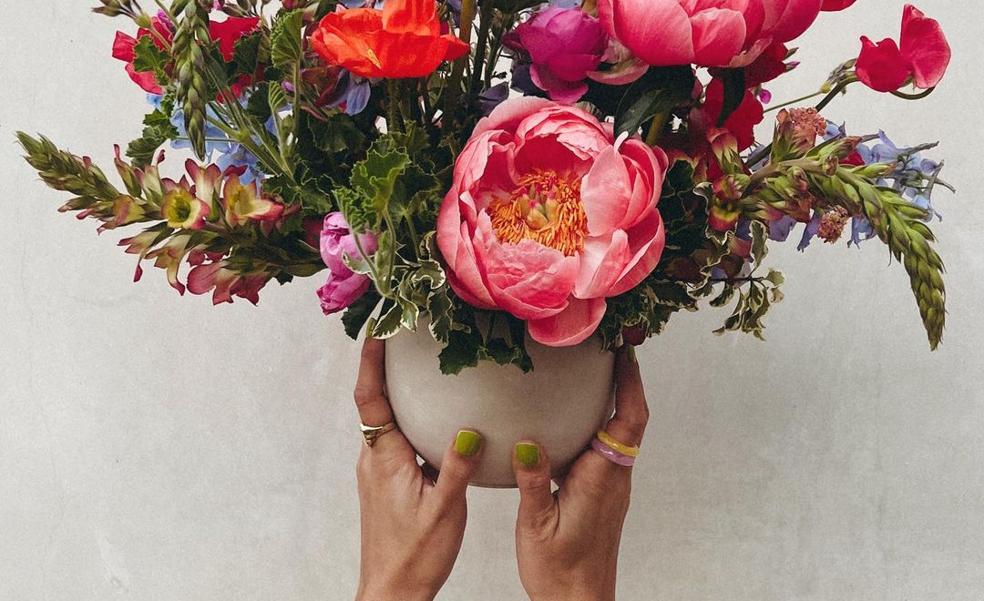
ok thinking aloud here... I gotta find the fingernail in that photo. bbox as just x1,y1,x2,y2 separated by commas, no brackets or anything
455,429,482,457
515,442,540,469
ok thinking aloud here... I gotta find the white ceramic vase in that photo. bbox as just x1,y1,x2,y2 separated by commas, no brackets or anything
385,329,616,488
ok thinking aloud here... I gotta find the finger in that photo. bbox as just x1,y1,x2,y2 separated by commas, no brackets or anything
353,338,413,460
604,345,650,448
353,338,394,427
432,429,483,504
512,441,556,532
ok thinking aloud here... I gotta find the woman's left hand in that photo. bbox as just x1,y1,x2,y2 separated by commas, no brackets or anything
352,338,484,601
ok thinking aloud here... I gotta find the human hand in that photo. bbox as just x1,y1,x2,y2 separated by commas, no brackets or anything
512,347,649,601
352,338,484,601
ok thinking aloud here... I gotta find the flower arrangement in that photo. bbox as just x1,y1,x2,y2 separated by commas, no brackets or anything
19,0,953,375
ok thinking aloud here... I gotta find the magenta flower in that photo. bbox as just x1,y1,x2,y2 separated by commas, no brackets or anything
513,7,607,104
317,212,378,315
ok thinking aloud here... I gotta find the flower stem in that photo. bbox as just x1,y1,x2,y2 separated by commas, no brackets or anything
445,0,476,117
762,90,824,114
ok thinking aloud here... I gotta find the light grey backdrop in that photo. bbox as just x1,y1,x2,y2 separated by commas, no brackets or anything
2,2,983,600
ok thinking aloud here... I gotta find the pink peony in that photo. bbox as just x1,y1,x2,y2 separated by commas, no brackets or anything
317,212,378,315
437,98,668,347
512,7,608,104
597,0,825,68
855,4,950,93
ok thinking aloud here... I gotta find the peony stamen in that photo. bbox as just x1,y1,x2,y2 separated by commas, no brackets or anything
488,170,588,256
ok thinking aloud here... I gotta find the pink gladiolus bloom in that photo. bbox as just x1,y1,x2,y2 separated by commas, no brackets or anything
855,4,951,93
513,7,607,104
436,98,668,347
317,212,378,315
597,0,825,68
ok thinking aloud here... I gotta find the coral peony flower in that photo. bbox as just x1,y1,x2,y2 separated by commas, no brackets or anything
855,4,950,93
310,0,469,79
511,7,607,104
318,212,378,315
597,0,825,68
437,98,668,347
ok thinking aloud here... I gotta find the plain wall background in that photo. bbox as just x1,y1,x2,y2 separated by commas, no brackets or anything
2,2,983,600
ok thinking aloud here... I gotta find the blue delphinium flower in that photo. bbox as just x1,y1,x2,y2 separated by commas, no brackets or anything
149,93,267,184
795,123,946,250
325,71,372,116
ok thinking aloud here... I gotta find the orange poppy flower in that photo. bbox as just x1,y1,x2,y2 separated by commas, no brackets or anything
310,0,470,79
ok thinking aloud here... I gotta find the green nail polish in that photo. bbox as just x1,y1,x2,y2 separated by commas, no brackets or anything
515,442,540,468
455,430,482,457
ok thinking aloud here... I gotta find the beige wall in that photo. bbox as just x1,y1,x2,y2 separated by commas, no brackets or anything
2,2,983,599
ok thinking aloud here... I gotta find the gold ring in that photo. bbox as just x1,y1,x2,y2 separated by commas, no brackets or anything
360,422,397,447
596,430,640,458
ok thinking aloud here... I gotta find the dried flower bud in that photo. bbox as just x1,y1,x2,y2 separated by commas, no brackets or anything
818,206,850,243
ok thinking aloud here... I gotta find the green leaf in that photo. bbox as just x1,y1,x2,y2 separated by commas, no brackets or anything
369,301,404,339
715,68,746,126
246,82,272,123
307,112,367,155
231,31,264,77
132,36,170,86
126,105,179,168
614,66,695,138
750,220,769,269
270,9,304,69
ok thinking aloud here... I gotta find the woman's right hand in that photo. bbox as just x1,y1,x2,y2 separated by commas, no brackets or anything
512,347,650,601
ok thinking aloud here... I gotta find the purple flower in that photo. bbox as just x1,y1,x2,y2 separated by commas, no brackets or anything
510,7,607,104
317,212,378,315
477,82,510,116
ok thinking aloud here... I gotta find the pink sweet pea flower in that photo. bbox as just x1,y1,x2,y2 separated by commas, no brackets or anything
855,4,951,93
437,97,668,347
596,0,824,68
512,7,608,104
317,212,378,315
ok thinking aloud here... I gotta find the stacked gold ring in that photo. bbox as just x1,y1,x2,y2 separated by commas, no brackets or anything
595,430,640,457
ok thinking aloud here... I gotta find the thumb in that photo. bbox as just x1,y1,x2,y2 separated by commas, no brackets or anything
512,441,556,532
432,429,484,506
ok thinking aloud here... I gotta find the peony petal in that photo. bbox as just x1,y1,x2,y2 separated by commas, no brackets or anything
608,210,666,296
899,4,951,89
473,96,556,141
690,8,747,67
574,230,631,299
474,218,578,320
580,146,632,236
436,195,498,309
606,0,694,66
768,0,823,43
527,297,607,347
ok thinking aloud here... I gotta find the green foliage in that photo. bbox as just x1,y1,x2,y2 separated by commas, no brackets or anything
126,97,179,168
132,36,170,87
614,67,695,138
231,31,267,77
439,310,533,375
270,10,304,70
